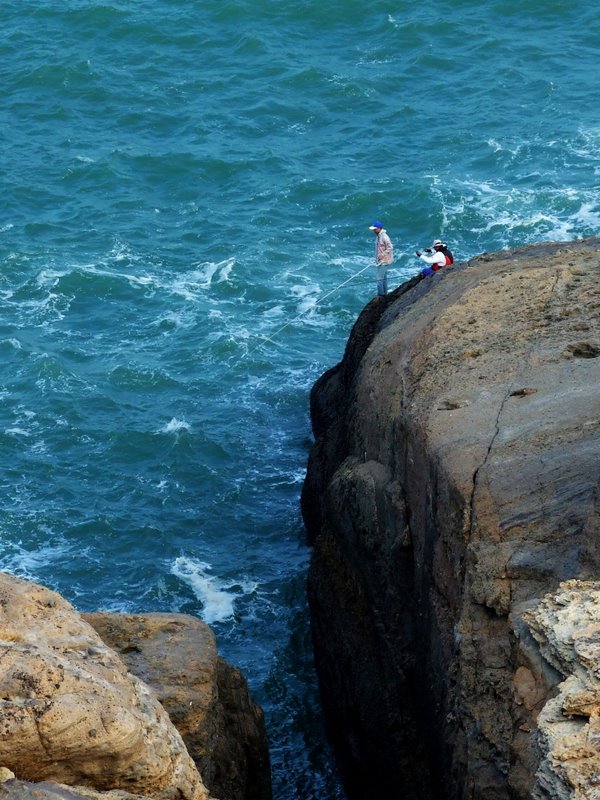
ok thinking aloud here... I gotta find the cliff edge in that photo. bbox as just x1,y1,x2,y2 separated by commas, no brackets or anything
301,239,600,800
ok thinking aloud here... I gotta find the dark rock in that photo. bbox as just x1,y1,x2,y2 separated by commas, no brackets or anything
302,238,600,800
0,779,150,800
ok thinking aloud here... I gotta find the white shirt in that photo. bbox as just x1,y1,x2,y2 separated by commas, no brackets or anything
419,250,446,268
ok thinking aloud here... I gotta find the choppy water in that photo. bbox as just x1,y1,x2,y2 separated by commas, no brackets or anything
1,2,599,798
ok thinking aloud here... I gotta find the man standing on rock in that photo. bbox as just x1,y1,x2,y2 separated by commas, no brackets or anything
369,221,394,296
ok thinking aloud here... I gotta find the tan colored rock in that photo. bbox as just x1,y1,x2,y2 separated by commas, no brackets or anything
0,574,211,800
525,582,600,800
83,613,271,800
302,239,600,800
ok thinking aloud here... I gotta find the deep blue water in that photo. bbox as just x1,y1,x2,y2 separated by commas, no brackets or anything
1,2,599,798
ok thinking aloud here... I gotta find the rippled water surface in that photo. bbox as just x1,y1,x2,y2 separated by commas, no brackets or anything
1,2,599,797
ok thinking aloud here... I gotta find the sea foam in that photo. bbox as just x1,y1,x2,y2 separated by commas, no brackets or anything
171,556,241,624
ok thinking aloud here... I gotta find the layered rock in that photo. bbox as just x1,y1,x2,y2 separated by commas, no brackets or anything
0,574,211,800
301,239,600,800
0,574,271,800
84,613,271,800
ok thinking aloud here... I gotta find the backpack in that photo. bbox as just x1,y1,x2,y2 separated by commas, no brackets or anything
439,245,454,265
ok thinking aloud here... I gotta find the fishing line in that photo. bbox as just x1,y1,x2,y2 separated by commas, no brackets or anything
240,263,374,360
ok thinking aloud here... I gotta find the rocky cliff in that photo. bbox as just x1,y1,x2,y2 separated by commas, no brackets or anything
301,239,600,800
83,613,271,800
0,574,271,800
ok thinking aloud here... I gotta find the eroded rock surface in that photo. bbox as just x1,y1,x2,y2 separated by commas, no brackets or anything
0,574,211,800
524,581,600,800
84,613,271,800
302,239,600,800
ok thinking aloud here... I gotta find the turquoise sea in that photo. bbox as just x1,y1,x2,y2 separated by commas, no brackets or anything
1,2,599,798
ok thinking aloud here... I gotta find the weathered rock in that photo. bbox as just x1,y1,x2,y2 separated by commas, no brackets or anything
84,613,271,800
0,778,149,800
301,239,600,800
524,581,600,800
0,574,211,800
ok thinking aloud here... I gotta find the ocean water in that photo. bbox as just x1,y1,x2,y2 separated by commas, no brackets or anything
1,1,599,798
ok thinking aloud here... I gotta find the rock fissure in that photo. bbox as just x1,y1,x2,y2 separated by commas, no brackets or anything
469,384,509,540
32,704,51,761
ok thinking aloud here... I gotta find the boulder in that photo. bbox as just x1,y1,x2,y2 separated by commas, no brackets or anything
301,239,600,800
0,574,211,800
84,613,271,800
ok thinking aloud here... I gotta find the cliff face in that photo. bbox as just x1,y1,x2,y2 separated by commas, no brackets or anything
301,239,600,800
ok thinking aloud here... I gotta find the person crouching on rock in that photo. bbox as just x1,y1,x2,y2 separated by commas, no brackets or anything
416,239,454,276
369,221,394,296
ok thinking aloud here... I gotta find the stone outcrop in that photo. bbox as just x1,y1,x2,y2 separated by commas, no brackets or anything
84,613,271,800
524,581,600,800
0,572,271,800
301,239,600,800
0,574,211,800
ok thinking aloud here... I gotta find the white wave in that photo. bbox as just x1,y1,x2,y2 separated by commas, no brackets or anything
171,556,256,624
5,427,30,437
110,240,143,264
0,539,71,581
20,409,36,419
36,268,66,288
2,338,22,349
159,418,191,434
126,274,154,287
151,311,181,329
218,258,235,281
573,201,600,227
287,282,322,315
172,258,235,296
297,295,318,315
486,138,523,157
262,304,285,318
35,262,159,296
